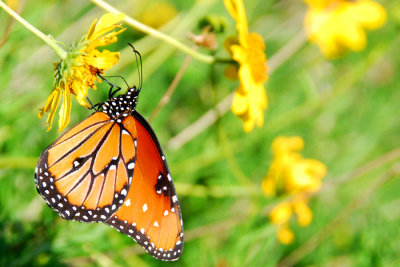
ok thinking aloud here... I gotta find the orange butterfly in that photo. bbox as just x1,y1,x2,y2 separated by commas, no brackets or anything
35,55,183,261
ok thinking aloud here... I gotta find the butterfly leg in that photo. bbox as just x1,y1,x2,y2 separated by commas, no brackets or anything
86,97,102,111
98,74,122,99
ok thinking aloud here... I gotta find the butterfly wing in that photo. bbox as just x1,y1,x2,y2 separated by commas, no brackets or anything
105,111,184,261
35,112,137,222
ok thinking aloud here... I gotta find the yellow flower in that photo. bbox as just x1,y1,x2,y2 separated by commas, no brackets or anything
224,0,268,132
38,13,126,132
263,136,326,244
303,0,387,58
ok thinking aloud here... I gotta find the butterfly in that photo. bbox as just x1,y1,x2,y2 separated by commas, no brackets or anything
34,48,183,261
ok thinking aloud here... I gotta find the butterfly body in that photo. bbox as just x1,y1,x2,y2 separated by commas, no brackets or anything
35,85,183,261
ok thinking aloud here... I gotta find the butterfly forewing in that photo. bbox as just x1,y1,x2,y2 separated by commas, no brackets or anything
105,111,183,261
35,112,137,222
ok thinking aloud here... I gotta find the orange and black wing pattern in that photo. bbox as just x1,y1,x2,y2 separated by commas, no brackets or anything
35,85,184,261
35,112,137,222
105,111,183,261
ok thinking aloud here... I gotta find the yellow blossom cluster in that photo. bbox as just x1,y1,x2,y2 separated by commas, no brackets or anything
38,13,126,132
262,136,326,244
303,0,386,58
224,0,268,132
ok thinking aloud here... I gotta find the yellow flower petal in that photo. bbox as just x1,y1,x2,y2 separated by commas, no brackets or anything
85,50,120,70
58,86,72,132
352,0,387,29
270,202,292,225
261,176,276,196
287,159,326,192
293,199,313,227
41,89,61,132
38,90,59,119
224,0,248,40
86,12,126,41
231,86,248,115
272,136,304,156
277,224,294,245
303,0,387,58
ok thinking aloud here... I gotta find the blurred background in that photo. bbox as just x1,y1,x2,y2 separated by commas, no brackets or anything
1,0,400,266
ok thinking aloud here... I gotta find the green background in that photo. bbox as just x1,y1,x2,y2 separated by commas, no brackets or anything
1,0,399,266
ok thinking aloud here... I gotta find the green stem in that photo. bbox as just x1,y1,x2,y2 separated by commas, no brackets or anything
0,0,67,59
90,0,215,64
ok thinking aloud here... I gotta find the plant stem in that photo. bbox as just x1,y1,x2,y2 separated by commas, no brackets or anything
149,51,194,122
0,0,67,59
90,0,215,64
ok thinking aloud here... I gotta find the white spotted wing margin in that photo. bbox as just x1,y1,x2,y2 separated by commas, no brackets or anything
104,111,184,261
34,112,137,224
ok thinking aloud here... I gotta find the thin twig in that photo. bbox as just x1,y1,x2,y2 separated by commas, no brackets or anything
0,0,26,48
149,50,194,122
167,30,307,151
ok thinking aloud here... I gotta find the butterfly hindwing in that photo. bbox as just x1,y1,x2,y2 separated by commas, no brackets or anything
105,111,184,261
35,112,137,222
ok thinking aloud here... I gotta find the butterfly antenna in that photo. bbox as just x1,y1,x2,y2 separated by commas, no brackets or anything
103,75,131,89
128,43,143,91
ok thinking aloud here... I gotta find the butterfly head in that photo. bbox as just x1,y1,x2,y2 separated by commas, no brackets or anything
101,86,140,122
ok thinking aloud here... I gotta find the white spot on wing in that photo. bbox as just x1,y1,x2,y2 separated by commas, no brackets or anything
164,210,168,216
128,162,135,169
121,189,127,196
153,221,159,227
142,203,148,212
124,199,131,206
